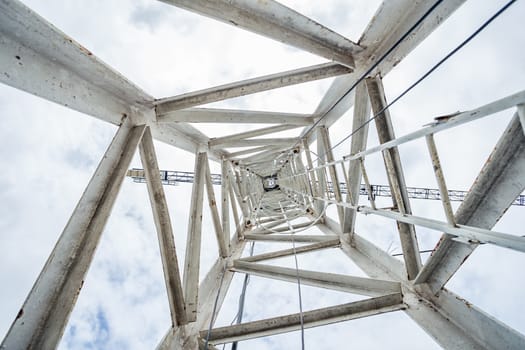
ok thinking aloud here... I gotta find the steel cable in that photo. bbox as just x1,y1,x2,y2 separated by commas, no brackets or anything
316,0,517,163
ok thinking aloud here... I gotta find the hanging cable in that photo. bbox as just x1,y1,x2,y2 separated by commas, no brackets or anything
204,263,228,350
267,0,446,176
230,242,255,350
279,201,305,350
316,0,517,162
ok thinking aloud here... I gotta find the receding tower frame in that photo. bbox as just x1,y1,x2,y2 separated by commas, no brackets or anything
1,0,524,349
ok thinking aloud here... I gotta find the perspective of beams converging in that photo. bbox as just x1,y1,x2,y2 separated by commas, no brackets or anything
1,0,524,349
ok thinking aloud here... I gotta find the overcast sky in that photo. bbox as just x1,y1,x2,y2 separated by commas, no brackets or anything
1,0,524,349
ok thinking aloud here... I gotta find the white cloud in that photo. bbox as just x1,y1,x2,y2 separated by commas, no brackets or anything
1,0,524,349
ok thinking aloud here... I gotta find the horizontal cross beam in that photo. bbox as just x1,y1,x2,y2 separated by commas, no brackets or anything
232,261,402,296
155,62,351,113
158,0,361,67
201,293,404,344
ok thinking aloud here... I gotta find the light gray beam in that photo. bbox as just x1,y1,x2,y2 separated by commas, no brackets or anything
343,82,371,236
238,239,340,263
1,120,145,349
229,164,250,219
320,218,525,350
201,293,404,344
345,90,525,162
315,128,328,214
366,76,421,279
303,0,467,142
282,184,525,254
244,234,338,243
228,176,241,234
158,232,248,349
158,108,314,125
357,206,525,252
211,138,298,148
318,126,345,227
204,155,228,258
221,159,231,253
155,62,351,113
158,0,361,68
518,104,525,134
229,145,287,159
232,261,401,297
0,0,221,158
406,285,525,350
236,146,286,164
248,221,313,235
0,0,149,123
139,127,187,326
415,113,525,293
209,125,300,147
183,151,207,322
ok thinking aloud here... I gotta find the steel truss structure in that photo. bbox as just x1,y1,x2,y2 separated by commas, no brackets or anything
1,0,524,349
127,168,525,205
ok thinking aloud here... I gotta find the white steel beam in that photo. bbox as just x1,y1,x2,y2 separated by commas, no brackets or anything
236,146,286,164
518,104,525,134
209,125,300,147
366,76,421,279
243,234,338,243
204,155,229,258
0,0,149,124
238,239,340,263
303,0,467,141
228,178,241,235
282,187,525,253
315,128,328,215
318,126,345,226
1,120,146,349
320,218,525,350
232,261,401,297
201,293,404,344
221,159,231,253
415,113,525,292
158,232,248,349
343,82,371,236
139,127,187,326
0,0,222,158
155,63,352,113
158,0,361,68
248,221,313,235
357,206,525,252
228,145,286,159
183,151,207,322
211,138,298,149
158,108,313,125
347,91,525,161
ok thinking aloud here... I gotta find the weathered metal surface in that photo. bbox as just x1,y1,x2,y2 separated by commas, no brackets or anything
320,217,525,350
366,76,421,279
2,0,524,348
342,82,371,235
415,112,525,292
238,239,340,263
183,151,207,322
209,125,300,147
201,293,404,344
232,261,401,296
1,120,146,349
158,0,361,68
425,134,456,226
157,108,313,125
139,127,187,326
0,0,228,160
155,63,352,113
204,156,228,258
